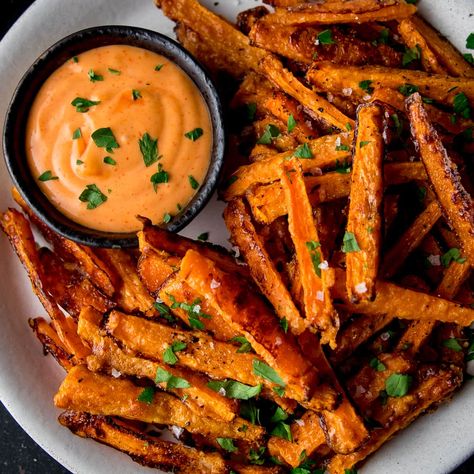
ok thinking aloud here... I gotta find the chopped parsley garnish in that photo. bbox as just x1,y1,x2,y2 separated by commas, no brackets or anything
271,422,292,441
272,386,285,398
88,69,103,82
71,97,100,113
252,359,285,387
402,45,421,66
72,56,78,63
440,248,466,267
188,175,200,190
217,438,237,453
378,28,390,45
464,53,474,65
163,213,172,224
197,232,209,241
72,128,82,139
163,341,187,365
335,144,350,152
78,184,108,209
390,113,403,136
287,114,296,133
369,357,386,372
442,337,463,352
359,140,371,148
399,83,419,96
249,447,266,465
246,102,257,122
306,240,322,278
342,231,361,253
155,367,191,389
153,302,176,323
293,142,313,159
137,386,155,404
132,89,142,100
417,186,427,201
185,127,204,141
345,122,353,131
335,158,351,173
139,132,160,167
167,294,211,330
38,170,58,182
155,64,164,71
76,160,84,165
230,336,253,353
103,156,116,166
257,124,280,145
280,317,288,334
359,80,374,94
91,127,119,153
270,407,288,423
150,163,169,191
453,92,471,119
224,175,238,188
207,379,262,400
466,33,474,49
108,68,121,75
385,373,412,397
317,29,335,45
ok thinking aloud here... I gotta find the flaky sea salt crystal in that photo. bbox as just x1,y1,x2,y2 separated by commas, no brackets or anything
427,254,441,266
111,368,121,378
355,282,367,294
318,260,329,270
316,291,324,301
210,279,221,289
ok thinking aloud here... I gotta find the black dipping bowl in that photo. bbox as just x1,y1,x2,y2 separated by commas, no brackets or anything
3,26,225,248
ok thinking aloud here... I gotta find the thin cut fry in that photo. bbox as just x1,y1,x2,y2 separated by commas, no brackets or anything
345,103,384,302
280,158,339,347
406,93,474,267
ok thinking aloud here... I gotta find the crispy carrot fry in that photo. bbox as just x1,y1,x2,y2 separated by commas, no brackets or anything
307,63,474,104
223,132,353,200
224,198,307,335
280,158,339,347
55,366,263,442
410,15,474,78
258,1,416,26
398,18,447,74
345,103,384,302
332,268,474,326
260,55,354,130
179,249,319,401
137,247,179,294
380,200,442,279
59,411,228,474
406,93,474,266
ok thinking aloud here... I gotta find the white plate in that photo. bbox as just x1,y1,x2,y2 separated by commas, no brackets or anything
0,0,473,473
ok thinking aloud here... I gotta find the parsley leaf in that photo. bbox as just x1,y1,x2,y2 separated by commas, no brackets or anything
466,33,474,49
402,45,421,66
369,357,386,372
249,447,266,465
185,127,204,141
72,56,78,63
88,69,103,82
108,68,121,75
391,113,403,136
188,175,200,190
230,336,253,353
150,163,169,191
399,83,419,96
163,341,187,365
137,386,155,404
103,156,116,166
305,240,322,277
453,92,471,119
253,359,285,386
38,170,58,182
359,140,371,148
342,231,360,253
72,128,82,139
270,407,288,423
335,144,350,152
207,380,262,400
271,422,292,441
272,386,285,397
217,438,237,453
167,295,211,330
317,29,335,45
163,213,172,224
287,114,296,133
153,302,176,323
335,158,351,173
385,373,412,397
464,53,474,65
293,143,313,159
78,184,107,209
280,317,288,334
132,89,142,100
246,102,257,122
155,367,190,389
359,80,374,94
197,232,209,241
155,64,164,71
91,127,119,153
442,337,463,352
257,124,280,144
440,248,466,267
71,97,100,113
139,132,160,167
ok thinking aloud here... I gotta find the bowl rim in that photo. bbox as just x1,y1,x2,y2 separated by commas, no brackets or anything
2,25,225,248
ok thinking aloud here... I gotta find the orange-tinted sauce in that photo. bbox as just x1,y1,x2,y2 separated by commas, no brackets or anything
26,45,212,232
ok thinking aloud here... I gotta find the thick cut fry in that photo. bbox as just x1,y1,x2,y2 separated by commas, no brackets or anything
59,411,228,474
261,55,354,130
258,1,416,26
345,104,384,302
223,132,352,200
406,94,474,267
224,198,307,335
179,249,319,401
55,366,263,442
79,307,238,422
380,200,442,279
410,15,474,78
280,158,338,347
398,18,446,74
307,63,474,104
137,246,178,293
332,268,474,326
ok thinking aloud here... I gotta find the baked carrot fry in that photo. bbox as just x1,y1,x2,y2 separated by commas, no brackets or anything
179,249,319,402
223,132,353,200
247,162,427,225
410,15,474,78
398,18,447,74
307,63,474,104
280,158,339,347
55,366,263,442
380,200,442,279
258,1,416,26
137,247,179,294
332,268,474,326
224,198,307,335
260,55,354,130
345,104,384,302
406,93,474,267
78,307,238,422
59,411,229,474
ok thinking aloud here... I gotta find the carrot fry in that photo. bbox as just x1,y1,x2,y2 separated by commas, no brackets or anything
280,158,339,347
406,93,474,266
345,103,384,302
